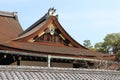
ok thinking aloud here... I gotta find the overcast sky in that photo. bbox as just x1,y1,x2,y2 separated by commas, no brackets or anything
0,0,120,45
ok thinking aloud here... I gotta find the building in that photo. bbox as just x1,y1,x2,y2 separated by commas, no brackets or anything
0,8,117,69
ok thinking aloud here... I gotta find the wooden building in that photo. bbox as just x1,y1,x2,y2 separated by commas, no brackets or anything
0,8,117,69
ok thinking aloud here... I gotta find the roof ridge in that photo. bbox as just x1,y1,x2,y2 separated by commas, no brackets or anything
19,8,58,36
0,66,118,72
19,13,48,36
0,10,17,17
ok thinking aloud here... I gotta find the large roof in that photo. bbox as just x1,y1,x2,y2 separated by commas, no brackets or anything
0,8,115,61
14,8,86,49
0,11,23,42
0,66,120,80
0,41,106,57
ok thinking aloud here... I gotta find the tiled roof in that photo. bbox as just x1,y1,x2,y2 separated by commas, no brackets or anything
0,66,120,80
0,11,23,42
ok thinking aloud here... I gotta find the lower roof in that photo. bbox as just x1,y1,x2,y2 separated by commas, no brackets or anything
0,66,120,80
0,41,111,59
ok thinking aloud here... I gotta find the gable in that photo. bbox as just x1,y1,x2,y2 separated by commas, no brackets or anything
14,8,86,49
28,23,74,47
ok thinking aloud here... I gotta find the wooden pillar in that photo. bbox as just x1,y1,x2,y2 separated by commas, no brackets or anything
48,55,51,68
105,61,108,69
17,60,20,65
17,56,21,66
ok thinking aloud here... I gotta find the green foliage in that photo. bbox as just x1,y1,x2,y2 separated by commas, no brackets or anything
94,33,120,54
103,33,120,54
115,51,120,61
83,40,93,49
83,33,120,54
94,42,106,52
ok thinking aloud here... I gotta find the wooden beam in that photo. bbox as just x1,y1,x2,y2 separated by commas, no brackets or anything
17,56,21,66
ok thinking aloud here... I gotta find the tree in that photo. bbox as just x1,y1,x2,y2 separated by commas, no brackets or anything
103,33,120,54
94,42,106,52
83,33,120,54
115,51,120,61
94,33,120,54
83,40,93,49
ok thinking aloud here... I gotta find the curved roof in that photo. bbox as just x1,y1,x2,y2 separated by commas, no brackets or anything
14,9,86,49
0,66,120,80
0,9,114,62
0,9,113,61
0,41,113,60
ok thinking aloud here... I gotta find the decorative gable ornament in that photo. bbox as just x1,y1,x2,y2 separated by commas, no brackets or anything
49,24,55,35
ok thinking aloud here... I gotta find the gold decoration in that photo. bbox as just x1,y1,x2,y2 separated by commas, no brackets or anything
38,32,45,37
59,34,65,40
49,24,55,35
28,38,35,42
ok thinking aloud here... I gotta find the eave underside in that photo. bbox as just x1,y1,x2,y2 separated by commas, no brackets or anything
0,49,115,63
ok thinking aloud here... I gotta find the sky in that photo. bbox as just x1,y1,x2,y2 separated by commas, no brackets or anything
0,0,120,46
